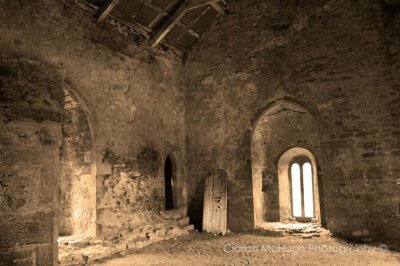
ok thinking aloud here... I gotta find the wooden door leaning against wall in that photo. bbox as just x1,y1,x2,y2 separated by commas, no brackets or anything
202,170,228,235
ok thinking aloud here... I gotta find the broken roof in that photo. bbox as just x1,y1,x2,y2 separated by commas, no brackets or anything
81,0,227,54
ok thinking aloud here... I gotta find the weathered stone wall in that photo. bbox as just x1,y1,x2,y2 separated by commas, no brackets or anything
0,0,186,263
185,0,400,249
0,55,63,265
1,0,400,264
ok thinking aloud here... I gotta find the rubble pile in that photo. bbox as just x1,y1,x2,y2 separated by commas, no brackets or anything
58,211,194,265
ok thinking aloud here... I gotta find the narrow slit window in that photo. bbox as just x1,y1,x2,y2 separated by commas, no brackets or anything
291,163,302,217
303,162,314,218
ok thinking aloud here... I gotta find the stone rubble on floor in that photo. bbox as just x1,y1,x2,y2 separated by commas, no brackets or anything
58,212,194,265
287,224,331,239
257,223,331,239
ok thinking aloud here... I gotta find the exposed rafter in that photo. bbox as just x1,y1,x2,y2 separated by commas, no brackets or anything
177,21,200,39
176,6,209,43
150,0,190,48
139,0,201,39
96,0,120,22
138,0,169,16
148,0,180,29
82,0,227,53
186,0,222,11
210,1,226,16
151,0,223,48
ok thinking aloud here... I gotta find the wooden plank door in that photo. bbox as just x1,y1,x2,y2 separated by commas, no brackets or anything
202,170,227,234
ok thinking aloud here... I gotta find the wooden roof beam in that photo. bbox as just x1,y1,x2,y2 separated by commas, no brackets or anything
176,5,210,43
96,0,121,22
210,1,226,16
138,0,169,16
186,0,221,11
151,0,190,48
177,21,200,39
151,0,222,47
148,0,180,29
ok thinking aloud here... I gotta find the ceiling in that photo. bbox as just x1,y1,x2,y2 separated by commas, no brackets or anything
79,0,227,54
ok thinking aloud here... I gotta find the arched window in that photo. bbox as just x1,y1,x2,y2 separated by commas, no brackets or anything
290,157,315,220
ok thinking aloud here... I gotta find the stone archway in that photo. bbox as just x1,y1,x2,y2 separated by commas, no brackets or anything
59,88,97,238
164,154,175,210
163,152,183,212
251,99,323,228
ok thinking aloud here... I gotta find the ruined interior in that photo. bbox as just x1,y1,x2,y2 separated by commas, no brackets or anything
0,0,400,265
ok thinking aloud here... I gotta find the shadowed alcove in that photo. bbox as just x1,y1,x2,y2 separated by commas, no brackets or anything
164,154,179,211
164,155,174,210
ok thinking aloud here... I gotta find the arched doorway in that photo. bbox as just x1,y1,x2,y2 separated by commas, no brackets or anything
251,99,323,228
164,155,175,210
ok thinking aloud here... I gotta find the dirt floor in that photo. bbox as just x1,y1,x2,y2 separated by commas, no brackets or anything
98,232,400,266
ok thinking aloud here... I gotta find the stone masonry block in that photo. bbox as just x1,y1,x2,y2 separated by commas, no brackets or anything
0,212,54,248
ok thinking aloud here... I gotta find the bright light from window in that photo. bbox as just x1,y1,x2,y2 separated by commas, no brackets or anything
291,163,302,217
303,163,314,218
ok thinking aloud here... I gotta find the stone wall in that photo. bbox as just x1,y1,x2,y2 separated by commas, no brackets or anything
1,0,400,264
0,55,63,265
185,0,400,249
97,147,165,240
0,0,187,264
